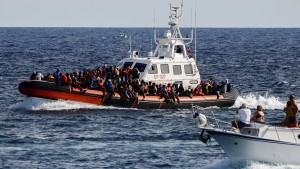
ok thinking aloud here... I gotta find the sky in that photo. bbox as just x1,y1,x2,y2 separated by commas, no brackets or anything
0,0,300,28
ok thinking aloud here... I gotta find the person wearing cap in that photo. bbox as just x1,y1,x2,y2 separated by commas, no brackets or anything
232,103,252,129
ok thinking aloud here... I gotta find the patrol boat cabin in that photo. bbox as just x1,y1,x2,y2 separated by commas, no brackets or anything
117,2,200,90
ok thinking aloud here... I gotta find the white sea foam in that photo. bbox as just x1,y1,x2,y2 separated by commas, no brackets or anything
10,97,127,111
203,159,300,169
232,93,286,110
242,161,300,169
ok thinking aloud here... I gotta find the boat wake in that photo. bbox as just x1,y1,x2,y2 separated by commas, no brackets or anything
203,159,300,169
10,97,128,111
233,92,286,110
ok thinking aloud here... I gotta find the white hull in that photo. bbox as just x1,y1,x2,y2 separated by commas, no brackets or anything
207,129,300,165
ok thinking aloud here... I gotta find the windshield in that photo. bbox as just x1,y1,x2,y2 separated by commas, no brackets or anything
133,62,147,72
122,62,133,69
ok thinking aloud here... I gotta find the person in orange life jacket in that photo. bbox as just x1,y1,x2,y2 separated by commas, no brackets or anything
193,84,205,96
122,66,131,82
97,78,107,93
45,73,55,82
60,73,69,86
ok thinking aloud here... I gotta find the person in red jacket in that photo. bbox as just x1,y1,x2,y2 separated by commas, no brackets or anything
60,73,69,86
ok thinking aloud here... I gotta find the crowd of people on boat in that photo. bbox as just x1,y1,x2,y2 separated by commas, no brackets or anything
29,64,231,103
232,95,299,129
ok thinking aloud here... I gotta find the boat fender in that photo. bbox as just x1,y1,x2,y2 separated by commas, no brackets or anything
193,112,207,128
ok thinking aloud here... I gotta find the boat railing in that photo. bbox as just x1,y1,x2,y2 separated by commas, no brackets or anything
192,105,233,131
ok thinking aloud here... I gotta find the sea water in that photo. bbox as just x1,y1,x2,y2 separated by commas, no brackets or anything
1,28,300,168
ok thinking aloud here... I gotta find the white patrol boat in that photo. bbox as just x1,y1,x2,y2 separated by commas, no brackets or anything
117,2,199,89
106,1,238,109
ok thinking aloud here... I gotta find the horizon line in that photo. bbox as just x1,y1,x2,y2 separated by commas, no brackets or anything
1,26,300,29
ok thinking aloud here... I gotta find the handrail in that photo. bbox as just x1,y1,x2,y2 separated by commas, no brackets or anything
292,129,298,143
211,111,220,129
275,127,280,141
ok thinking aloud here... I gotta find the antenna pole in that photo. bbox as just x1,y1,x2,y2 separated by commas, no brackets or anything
129,36,132,52
154,9,156,29
194,0,197,61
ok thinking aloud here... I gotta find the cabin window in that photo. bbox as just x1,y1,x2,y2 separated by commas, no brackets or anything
148,64,158,74
117,62,124,69
184,64,193,74
133,63,147,72
173,65,182,75
189,80,198,84
175,45,183,53
122,62,133,69
161,64,169,74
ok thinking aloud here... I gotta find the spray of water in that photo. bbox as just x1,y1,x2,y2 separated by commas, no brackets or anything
233,93,286,110
10,97,127,111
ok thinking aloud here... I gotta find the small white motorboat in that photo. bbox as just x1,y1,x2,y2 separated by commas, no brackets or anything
192,105,300,165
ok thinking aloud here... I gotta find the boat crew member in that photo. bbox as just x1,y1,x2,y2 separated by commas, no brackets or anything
232,103,251,129
250,105,265,123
